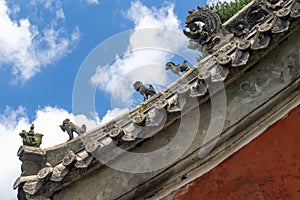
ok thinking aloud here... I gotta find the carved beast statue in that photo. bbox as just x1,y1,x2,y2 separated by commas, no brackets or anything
183,6,232,54
133,81,156,101
59,118,86,141
165,60,190,76
19,124,43,147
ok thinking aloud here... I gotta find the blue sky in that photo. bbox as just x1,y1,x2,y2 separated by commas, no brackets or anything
0,0,206,119
0,0,209,199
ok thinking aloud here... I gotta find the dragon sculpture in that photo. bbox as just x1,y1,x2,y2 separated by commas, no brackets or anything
183,6,233,54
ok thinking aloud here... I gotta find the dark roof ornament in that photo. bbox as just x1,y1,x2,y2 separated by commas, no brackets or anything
59,118,86,141
133,81,156,102
183,6,233,54
232,40,251,67
165,60,190,76
19,124,43,147
290,0,300,18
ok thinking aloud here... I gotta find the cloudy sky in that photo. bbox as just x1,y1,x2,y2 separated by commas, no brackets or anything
0,0,208,199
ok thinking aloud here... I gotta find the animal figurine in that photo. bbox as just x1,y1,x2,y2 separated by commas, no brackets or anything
19,124,43,147
59,118,86,141
133,81,156,101
165,60,190,76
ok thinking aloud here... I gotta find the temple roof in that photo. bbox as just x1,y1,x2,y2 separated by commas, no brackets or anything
14,0,300,199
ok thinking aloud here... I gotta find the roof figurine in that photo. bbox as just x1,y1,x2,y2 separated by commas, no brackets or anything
59,118,86,141
183,6,233,54
165,60,190,76
133,81,156,102
19,124,43,147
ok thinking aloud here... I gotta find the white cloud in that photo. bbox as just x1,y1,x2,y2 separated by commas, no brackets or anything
0,106,29,200
90,1,187,107
85,0,100,5
41,0,65,20
32,106,100,147
100,108,128,125
0,0,80,83
127,1,179,30
0,106,99,200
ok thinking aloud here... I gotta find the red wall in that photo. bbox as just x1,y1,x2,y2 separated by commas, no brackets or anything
166,105,300,200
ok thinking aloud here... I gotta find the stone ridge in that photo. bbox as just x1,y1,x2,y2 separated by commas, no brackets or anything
14,0,300,198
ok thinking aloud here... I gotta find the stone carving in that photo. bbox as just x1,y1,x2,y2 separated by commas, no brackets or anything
265,0,282,10
145,107,167,127
50,163,69,182
37,163,53,180
232,40,251,67
86,140,101,153
271,7,290,34
133,81,156,101
290,0,300,18
183,6,232,54
225,4,269,37
75,152,93,168
59,118,86,141
211,66,229,82
62,151,76,167
251,23,272,50
165,60,190,76
190,71,210,97
121,123,142,141
167,96,181,113
217,54,232,66
23,180,42,195
132,113,147,125
154,99,168,110
19,124,43,147
108,126,123,138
